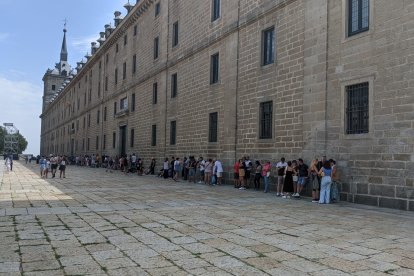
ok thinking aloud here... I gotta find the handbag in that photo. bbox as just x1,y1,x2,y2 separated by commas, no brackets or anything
266,171,270,177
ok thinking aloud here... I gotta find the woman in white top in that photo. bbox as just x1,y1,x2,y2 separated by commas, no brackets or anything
59,156,67,178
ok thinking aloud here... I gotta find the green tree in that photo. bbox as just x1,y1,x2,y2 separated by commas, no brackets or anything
0,127,5,154
17,133,28,154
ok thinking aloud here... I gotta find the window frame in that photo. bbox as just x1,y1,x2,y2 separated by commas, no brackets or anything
154,37,159,59
130,128,134,148
171,73,177,98
262,27,275,66
131,93,136,112
209,112,218,142
155,2,161,17
259,101,273,139
151,125,157,146
345,82,369,134
210,52,219,84
153,82,158,104
348,0,370,37
211,0,221,22
120,97,128,111
170,121,176,145
172,21,179,47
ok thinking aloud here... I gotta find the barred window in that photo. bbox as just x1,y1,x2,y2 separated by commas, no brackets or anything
212,0,220,21
153,82,158,104
262,27,275,66
154,37,159,59
210,53,219,84
171,73,177,98
172,21,179,47
170,121,176,145
259,101,273,139
209,112,218,142
151,125,157,146
348,0,369,36
346,82,369,134
130,128,134,148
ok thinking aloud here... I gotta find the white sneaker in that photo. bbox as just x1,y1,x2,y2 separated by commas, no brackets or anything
276,193,280,196
198,181,202,184
239,187,246,190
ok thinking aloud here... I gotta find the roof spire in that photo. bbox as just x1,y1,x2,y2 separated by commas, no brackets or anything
60,20,68,62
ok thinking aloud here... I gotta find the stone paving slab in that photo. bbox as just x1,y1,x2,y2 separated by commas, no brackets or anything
0,162,413,275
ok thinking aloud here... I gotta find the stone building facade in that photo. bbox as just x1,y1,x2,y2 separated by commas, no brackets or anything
40,0,414,211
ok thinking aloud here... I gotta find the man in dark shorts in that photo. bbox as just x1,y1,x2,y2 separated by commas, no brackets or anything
50,155,58,178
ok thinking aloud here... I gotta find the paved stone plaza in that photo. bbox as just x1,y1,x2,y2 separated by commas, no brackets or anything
0,162,413,275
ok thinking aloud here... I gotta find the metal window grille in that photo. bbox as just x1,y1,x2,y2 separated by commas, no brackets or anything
153,83,158,104
346,82,369,134
130,129,134,148
151,125,157,146
212,0,220,21
170,121,176,145
154,37,159,59
171,73,177,98
210,53,219,84
260,101,273,139
262,27,275,65
348,0,369,36
173,22,179,47
209,112,218,142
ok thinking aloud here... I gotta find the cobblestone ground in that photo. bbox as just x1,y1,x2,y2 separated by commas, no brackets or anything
0,162,413,276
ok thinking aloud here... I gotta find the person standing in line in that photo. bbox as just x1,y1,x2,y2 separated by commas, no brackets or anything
214,159,224,185
318,161,332,204
254,160,262,190
182,157,188,180
283,161,294,198
238,159,246,190
163,157,169,179
275,157,287,196
173,157,181,181
294,158,309,198
204,158,213,185
197,157,205,184
45,158,51,178
309,159,320,202
59,156,67,178
244,156,252,188
262,161,271,193
233,159,240,188
149,158,156,175
330,159,339,202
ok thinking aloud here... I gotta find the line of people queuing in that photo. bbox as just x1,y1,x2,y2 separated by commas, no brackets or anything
38,155,67,179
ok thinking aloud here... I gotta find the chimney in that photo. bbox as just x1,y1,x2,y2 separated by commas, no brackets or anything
97,32,106,46
124,1,134,14
91,42,98,54
114,11,123,27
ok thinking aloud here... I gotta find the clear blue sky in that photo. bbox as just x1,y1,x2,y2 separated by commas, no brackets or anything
0,0,128,155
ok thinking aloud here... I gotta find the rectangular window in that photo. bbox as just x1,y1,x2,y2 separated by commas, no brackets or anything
172,21,179,47
171,73,177,98
97,109,100,124
259,101,273,139
262,27,275,65
98,82,101,97
114,102,117,116
130,128,134,148
105,76,108,91
209,112,218,142
348,0,369,36
88,113,91,127
104,106,107,121
96,136,99,150
116,43,119,53
120,97,128,110
346,82,369,134
103,134,106,150
151,125,157,146
52,85,56,91
155,2,160,16
115,68,118,84
154,37,159,59
210,53,219,84
132,54,136,73
134,25,137,36
88,89,91,102
112,132,116,149
124,34,127,45
170,121,176,145
123,62,126,80
153,82,158,104
106,53,109,64
83,116,85,129
87,138,90,151
212,0,221,21
131,93,135,112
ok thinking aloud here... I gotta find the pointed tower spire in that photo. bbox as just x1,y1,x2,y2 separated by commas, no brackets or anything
60,21,68,62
